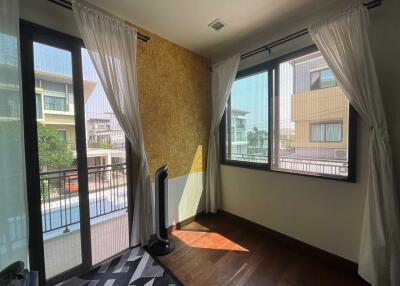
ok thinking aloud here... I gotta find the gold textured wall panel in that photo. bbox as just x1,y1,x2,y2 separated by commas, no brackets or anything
135,27,211,179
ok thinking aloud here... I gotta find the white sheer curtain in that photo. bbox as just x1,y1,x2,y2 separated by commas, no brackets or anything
72,1,154,246
309,4,400,286
206,55,240,213
0,0,28,269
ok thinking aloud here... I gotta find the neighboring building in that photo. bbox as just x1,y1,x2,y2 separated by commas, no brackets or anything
87,118,112,146
34,71,97,151
289,53,348,161
231,108,248,156
86,117,126,167
34,70,125,169
35,71,78,151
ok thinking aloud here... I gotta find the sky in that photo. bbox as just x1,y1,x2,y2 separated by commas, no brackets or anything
231,71,268,132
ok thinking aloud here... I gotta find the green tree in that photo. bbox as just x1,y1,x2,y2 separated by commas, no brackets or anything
247,127,268,148
37,123,74,170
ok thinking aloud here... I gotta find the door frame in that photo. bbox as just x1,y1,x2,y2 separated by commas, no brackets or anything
20,20,133,285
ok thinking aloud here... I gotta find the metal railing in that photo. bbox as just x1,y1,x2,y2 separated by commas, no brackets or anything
230,153,268,164
40,163,128,234
278,157,348,176
230,153,348,176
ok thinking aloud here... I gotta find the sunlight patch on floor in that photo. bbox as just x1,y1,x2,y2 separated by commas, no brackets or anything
172,230,249,252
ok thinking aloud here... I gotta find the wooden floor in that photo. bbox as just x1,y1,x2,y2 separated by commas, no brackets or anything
160,212,369,286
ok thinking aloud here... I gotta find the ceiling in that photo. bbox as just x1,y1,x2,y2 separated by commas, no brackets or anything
86,0,343,61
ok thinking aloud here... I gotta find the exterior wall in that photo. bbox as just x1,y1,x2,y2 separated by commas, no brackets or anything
291,86,349,150
43,113,75,126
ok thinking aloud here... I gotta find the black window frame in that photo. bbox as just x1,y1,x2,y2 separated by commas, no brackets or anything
20,20,134,285
220,62,272,171
220,45,357,182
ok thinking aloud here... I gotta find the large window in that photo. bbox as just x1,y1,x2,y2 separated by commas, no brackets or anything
221,47,356,180
223,70,268,166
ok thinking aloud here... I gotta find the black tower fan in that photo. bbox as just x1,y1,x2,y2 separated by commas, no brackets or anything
149,164,175,256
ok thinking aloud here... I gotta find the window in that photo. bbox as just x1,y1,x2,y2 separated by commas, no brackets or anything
96,123,107,129
220,47,356,180
311,68,337,90
44,95,66,111
35,93,43,119
222,70,268,165
58,129,67,142
310,122,342,142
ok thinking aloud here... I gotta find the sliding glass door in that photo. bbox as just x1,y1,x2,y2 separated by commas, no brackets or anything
81,48,130,265
33,42,84,279
20,21,132,285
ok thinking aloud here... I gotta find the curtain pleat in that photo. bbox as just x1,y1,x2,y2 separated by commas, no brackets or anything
309,4,400,285
205,55,240,213
72,0,154,246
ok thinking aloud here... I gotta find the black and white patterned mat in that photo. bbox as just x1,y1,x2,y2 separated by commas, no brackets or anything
60,247,182,286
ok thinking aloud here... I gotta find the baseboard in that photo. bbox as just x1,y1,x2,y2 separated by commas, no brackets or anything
168,211,206,233
218,210,359,274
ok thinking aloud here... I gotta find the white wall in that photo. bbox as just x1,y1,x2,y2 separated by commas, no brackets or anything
221,118,368,262
167,172,205,226
150,172,205,228
221,0,400,263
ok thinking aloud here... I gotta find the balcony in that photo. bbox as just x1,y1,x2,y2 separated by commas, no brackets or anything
291,86,348,123
40,163,129,278
230,153,348,177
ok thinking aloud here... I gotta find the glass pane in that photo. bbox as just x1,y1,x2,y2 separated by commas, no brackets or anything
273,51,349,177
226,71,268,163
33,42,82,278
310,124,325,142
326,122,342,142
82,48,129,265
0,0,28,269
320,69,336,88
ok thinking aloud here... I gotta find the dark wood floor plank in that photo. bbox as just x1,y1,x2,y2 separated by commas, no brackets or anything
160,213,369,286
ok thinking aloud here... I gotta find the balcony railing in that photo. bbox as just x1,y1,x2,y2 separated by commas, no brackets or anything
40,163,128,236
230,153,348,176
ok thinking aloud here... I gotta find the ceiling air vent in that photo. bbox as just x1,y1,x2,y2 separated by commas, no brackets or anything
208,19,225,31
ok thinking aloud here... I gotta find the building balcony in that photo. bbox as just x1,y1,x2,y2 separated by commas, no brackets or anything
291,86,348,122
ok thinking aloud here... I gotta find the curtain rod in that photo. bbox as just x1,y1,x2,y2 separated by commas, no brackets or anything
240,0,382,60
48,0,150,42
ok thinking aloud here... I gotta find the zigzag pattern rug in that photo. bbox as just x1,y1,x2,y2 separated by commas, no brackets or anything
60,247,182,286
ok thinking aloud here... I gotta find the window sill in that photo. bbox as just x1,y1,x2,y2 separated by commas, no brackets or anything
220,160,268,171
220,161,356,183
